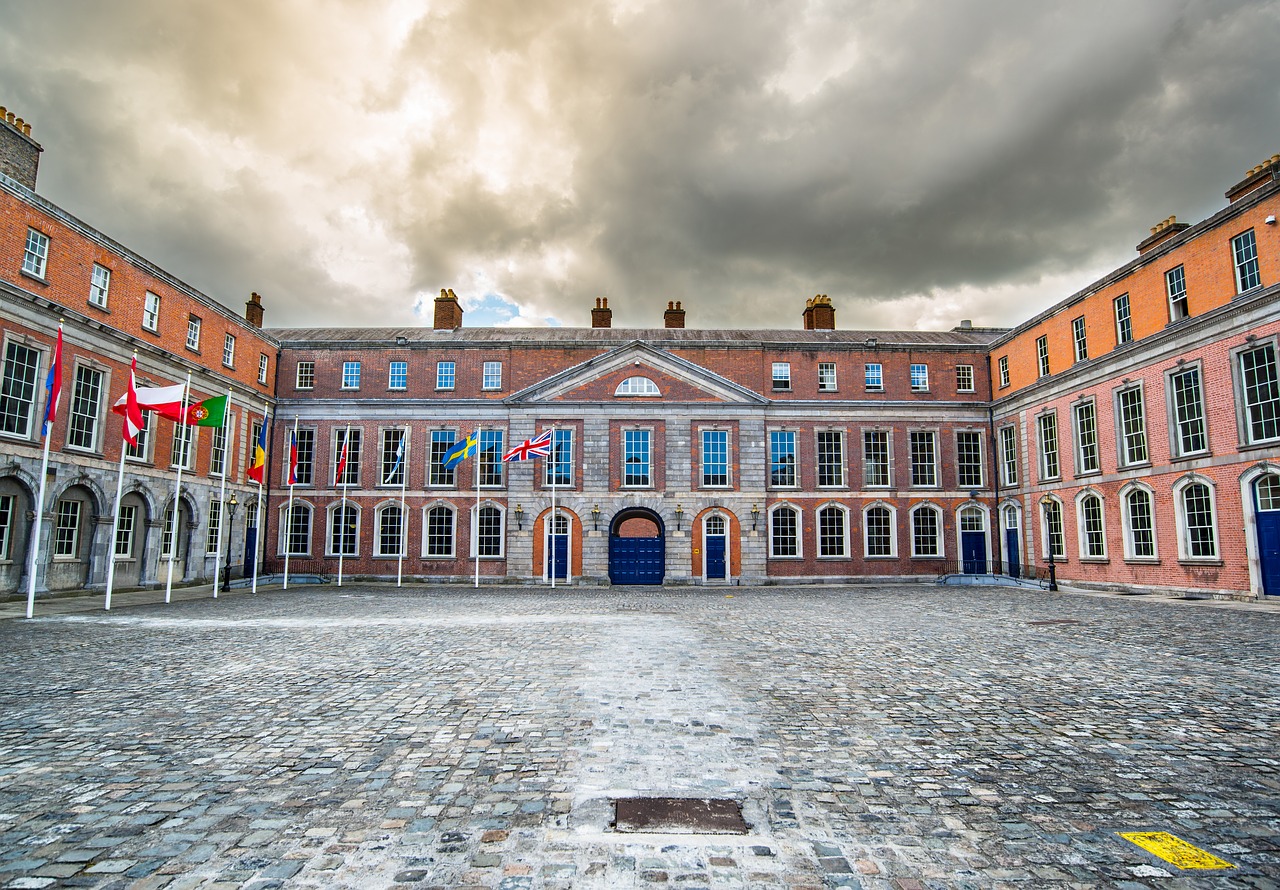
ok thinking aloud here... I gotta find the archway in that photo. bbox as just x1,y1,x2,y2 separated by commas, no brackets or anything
608,507,665,585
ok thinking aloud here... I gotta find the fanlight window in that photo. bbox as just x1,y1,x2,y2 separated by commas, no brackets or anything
616,376,660,396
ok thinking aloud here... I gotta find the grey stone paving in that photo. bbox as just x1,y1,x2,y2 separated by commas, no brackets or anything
0,585,1277,889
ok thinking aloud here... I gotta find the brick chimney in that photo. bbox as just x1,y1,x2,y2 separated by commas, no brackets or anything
1226,153,1280,204
433,288,463,330
664,300,685,328
805,294,835,330
0,106,42,191
1136,215,1190,254
591,296,612,328
244,291,264,327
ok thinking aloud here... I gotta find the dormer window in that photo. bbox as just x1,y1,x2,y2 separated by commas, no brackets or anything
616,376,660,396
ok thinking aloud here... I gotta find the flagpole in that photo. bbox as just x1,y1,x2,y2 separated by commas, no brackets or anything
104,441,127,612
550,426,557,589
284,415,298,591
338,422,350,587
475,425,482,588
398,427,409,588
26,321,62,619
252,402,267,594
212,387,232,599
165,373,192,604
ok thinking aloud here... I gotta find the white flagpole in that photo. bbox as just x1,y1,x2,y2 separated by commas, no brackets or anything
398,427,409,588
26,322,62,619
284,415,298,591
103,440,127,612
252,402,266,594
338,422,350,587
475,426,482,588
212,388,232,599
550,426,557,589
164,373,192,604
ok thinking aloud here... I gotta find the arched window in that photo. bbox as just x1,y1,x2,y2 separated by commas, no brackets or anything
1121,485,1156,560
1041,498,1065,559
474,504,504,557
1176,479,1217,559
817,505,848,558
770,505,800,557
328,503,359,557
280,501,312,556
864,504,896,557
1257,474,1280,510
1077,492,1106,558
910,504,942,557
705,513,726,537
615,376,660,396
424,504,455,558
376,503,404,557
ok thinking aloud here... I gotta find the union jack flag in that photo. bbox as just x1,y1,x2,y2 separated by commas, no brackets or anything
502,429,553,462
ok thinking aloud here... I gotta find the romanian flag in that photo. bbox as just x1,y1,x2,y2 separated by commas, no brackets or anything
184,395,228,427
247,417,269,484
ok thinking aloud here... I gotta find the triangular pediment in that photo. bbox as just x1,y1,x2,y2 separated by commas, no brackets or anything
506,341,767,405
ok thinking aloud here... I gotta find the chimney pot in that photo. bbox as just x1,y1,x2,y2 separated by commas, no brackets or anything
433,287,463,330
663,300,686,328
244,292,265,327
591,295,613,328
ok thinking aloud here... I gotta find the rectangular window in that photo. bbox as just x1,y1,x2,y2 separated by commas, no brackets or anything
89,264,111,308
296,361,315,389
161,506,177,560
1073,400,1100,475
1166,266,1188,321
388,361,407,390
999,425,1018,487
0,495,13,560
1036,336,1050,377
143,292,161,332
910,363,929,392
293,428,314,485
186,316,201,351
210,422,227,477
1241,343,1280,443
67,366,103,452
22,229,49,278
222,334,236,367
483,361,502,391
285,504,311,556
335,427,361,486
381,428,406,486
342,361,361,389
1072,316,1088,363
863,431,890,487
865,363,883,391
998,356,1009,388
171,421,195,470
1037,413,1060,480
909,431,936,487
479,429,505,487
206,501,222,556
54,499,81,558
436,361,455,390
1,340,41,437
956,365,974,393
1118,386,1149,466
126,411,151,461
1233,229,1261,293
816,431,844,487
429,429,456,487
1043,500,1065,559
769,430,797,487
956,431,983,488
623,429,651,487
545,429,574,487
115,503,136,558
1170,367,1207,456
771,362,791,391
1114,293,1133,344
258,354,269,385
817,362,837,392
701,430,729,487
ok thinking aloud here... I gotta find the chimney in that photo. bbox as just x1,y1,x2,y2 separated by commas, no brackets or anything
803,297,815,330
664,300,685,328
1226,153,1280,204
433,288,463,330
244,291,264,327
1136,215,1191,254
0,105,42,191
591,296,612,328
808,294,835,330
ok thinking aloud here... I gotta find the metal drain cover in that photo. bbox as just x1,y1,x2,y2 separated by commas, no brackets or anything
613,797,748,834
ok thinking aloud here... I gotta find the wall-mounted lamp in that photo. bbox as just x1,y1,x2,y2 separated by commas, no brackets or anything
592,504,600,531
750,503,760,532
513,503,524,531
1266,214,1276,225
674,503,684,532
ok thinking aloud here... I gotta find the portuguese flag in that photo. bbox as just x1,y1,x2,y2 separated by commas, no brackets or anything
184,395,229,427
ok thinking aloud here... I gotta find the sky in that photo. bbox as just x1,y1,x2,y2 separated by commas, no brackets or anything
2,1,1278,332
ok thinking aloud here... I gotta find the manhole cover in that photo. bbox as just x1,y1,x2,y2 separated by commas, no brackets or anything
613,797,748,834
1027,619,1082,626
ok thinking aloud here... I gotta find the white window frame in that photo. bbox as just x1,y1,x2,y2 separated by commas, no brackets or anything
422,503,456,558
1036,411,1060,481
482,361,503,391
296,361,315,390
222,333,236,368
89,264,111,309
143,292,161,333
114,502,137,559
700,428,730,488
341,361,361,390
1120,482,1158,562
1167,363,1208,458
1233,229,1261,294
1114,293,1133,345
863,502,898,558
909,503,944,558
279,501,313,557
816,503,850,558
1072,316,1088,363
771,362,791,391
258,354,269,385
910,363,929,392
436,361,455,391
622,428,652,488
1166,265,1188,321
1115,383,1149,467
1073,399,1100,476
374,501,406,557
471,502,506,558
66,363,105,453
1236,340,1280,445
862,429,891,488
768,503,801,558
1036,335,1050,377
186,316,201,351
998,356,1009,388
817,362,837,392
769,429,797,488
53,498,82,559
956,430,984,489
1075,490,1107,560
999,425,1018,487
206,500,223,556
327,502,361,557
1173,476,1219,561
616,376,660,396
908,430,937,488
1,336,43,440
22,229,49,279
815,429,845,488
388,360,408,391
865,363,883,391
1041,497,1066,561
956,364,974,393
125,410,153,462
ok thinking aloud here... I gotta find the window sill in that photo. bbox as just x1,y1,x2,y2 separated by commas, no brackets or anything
910,389,929,395
1124,557,1160,565
817,555,851,561
88,301,110,314
186,346,202,356
326,554,361,559
767,555,803,560
1079,557,1109,564
1178,558,1224,566
1074,470,1102,480
435,388,455,393
388,387,407,392
279,553,312,559
864,554,898,560
295,386,314,392
1239,440,1280,452
1170,450,1212,462
20,269,48,286
1119,461,1152,471
818,389,839,395
222,362,235,370
911,555,945,560
142,325,159,335
865,387,884,393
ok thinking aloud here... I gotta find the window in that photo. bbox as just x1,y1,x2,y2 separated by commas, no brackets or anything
186,316,201,351
283,503,311,556
623,429,651,487
1233,229,1261,293
171,421,195,470
142,292,161,332
1240,343,1280,443
210,423,228,477
1117,385,1148,466
342,361,361,389
1072,317,1088,363
160,505,178,560
864,505,895,557
701,430,729,487
770,505,799,557
956,431,983,488
1036,336,1050,377
376,504,404,557
89,264,111,309
1042,498,1065,560
0,494,13,560
67,366,104,452
125,411,152,461
863,431,890,487
911,506,941,557
258,354,269,385
429,430,457,487
616,376,660,396
293,428,314,485
335,428,361,486
956,365,974,393
296,361,315,390
910,364,929,392
436,361,455,390
381,428,406,486
816,431,844,487
22,229,48,278
483,361,503,391
329,504,359,557
424,504,454,557
998,356,1009,388
474,505,504,557
1037,412,1060,480
772,362,791,391
865,363,883,391
818,363,837,392
1114,293,1132,345
388,361,408,390
222,334,236,368
1123,486,1156,559
999,426,1018,487
909,431,936,487
1078,493,1106,559
479,429,505,487
206,501,222,556
54,499,81,558
1170,366,1207,456
545,429,574,487
818,505,847,557
1073,401,1099,475
115,504,137,558
769,430,797,487
1178,480,1217,559
1166,266,1188,321
1,340,41,437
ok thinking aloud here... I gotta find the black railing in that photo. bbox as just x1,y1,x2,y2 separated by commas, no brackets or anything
935,559,1050,586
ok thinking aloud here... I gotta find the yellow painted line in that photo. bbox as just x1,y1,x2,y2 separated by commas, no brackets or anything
1119,832,1235,870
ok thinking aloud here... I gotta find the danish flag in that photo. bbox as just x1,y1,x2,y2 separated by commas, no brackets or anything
502,429,553,462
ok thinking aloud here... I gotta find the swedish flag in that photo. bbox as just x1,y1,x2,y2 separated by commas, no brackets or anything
441,431,478,470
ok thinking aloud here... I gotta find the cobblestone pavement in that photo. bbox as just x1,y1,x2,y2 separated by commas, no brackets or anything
1,585,1278,889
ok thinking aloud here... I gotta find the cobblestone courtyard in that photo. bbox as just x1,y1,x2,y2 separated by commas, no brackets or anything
0,585,1277,889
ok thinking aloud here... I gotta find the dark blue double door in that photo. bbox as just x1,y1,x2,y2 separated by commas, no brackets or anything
609,537,665,585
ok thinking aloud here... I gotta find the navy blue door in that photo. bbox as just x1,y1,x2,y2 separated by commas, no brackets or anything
609,537,665,584
1005,528,1021,578
705,536,726,580
243,528,256,574
551,533,569,580
961,532,986,574
1258,510,1280,596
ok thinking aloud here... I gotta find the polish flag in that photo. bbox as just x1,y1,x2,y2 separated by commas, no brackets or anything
121,356,145,446
112,380,185,420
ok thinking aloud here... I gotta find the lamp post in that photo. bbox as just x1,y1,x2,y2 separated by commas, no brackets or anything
591,504,600,532
1046,549,1059,591
221,493,238,592
674,503,684,532
750,503,760,532
514,504,524,531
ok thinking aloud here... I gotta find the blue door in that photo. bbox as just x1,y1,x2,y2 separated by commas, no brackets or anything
1005,528,1021,578
961,532,986,574
705,535,726,580
243,527,256,575
609,537,665,584
551,533,569,580
1256,477,1280,596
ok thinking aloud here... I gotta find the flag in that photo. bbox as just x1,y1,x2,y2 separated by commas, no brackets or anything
441,432,478,471
335,433,350,485
502,429,553,462
122,356,144,446
184,394,228,427
112,382,185,420
247,417,268,484
288,431,299,486
384,434,405,484
41,325,63,437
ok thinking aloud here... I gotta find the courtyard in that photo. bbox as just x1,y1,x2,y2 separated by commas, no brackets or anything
0,585,1277,889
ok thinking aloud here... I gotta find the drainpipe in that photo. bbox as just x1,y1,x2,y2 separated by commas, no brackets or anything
985,353,1003,575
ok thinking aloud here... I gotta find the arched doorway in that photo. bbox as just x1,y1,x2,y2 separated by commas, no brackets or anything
703,512,727,581
959,505,988,574
1001,503,1021,578
1254,473,1280,596
608,507,665,585
544,510,571,582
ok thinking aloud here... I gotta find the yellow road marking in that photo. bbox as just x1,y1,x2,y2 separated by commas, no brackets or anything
1119,832,1235,870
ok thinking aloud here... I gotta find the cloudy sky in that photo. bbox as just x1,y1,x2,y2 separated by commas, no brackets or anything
3,1,1278,331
